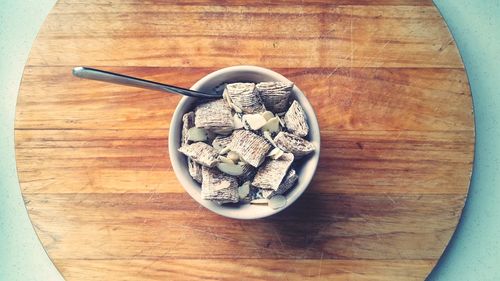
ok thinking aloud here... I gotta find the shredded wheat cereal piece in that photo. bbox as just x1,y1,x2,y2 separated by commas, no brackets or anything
181,111,195,146
228,130,272,167
261,169,298,199
226,83,265,114
194,99,234,134
274,132,315,159
252,152,294,190
284,100,309,137
188,159,203,183
256,81,294,113
178,142,219,167
223,88,241,113
201,167,239,203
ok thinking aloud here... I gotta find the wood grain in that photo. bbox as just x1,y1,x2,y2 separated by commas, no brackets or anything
17,67,472,130
15,0,473,280
24,192,464,260
16,129,472,195
53,259,435,281
29,3,460,68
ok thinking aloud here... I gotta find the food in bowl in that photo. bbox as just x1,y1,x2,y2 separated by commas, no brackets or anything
177,81,316,210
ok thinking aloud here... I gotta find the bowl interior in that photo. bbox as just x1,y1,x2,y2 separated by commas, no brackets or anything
168,66,320,219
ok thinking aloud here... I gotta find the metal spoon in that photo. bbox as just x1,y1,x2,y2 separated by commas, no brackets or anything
72,67,219,98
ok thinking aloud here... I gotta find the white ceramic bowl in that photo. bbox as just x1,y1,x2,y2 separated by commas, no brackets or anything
169,65,320,219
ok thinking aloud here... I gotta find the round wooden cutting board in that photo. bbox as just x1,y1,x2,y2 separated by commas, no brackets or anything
15,1,474,280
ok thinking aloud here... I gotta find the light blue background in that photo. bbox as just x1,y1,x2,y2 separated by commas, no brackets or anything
0,1,498,280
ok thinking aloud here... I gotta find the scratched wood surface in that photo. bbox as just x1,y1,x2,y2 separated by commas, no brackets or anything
15,1,474,280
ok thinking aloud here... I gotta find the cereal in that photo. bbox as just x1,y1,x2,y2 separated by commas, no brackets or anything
252,153,294,191
261,169,298,199
226,83,265,114
228,130,271,168
256,81,294,113
195,99,234,134
274,131,315,159
284,100,309,137
178,142,219,167
201,167,239,203
181,111,195,146
178,81,315,208
188,158,202,183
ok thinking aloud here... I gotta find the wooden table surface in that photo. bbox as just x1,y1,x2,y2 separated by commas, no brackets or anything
15,1,474,280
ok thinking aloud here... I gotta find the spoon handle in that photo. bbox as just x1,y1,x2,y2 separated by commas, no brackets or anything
72,67,218,98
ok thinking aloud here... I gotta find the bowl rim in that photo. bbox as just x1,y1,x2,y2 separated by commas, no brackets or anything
168,65,321,219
